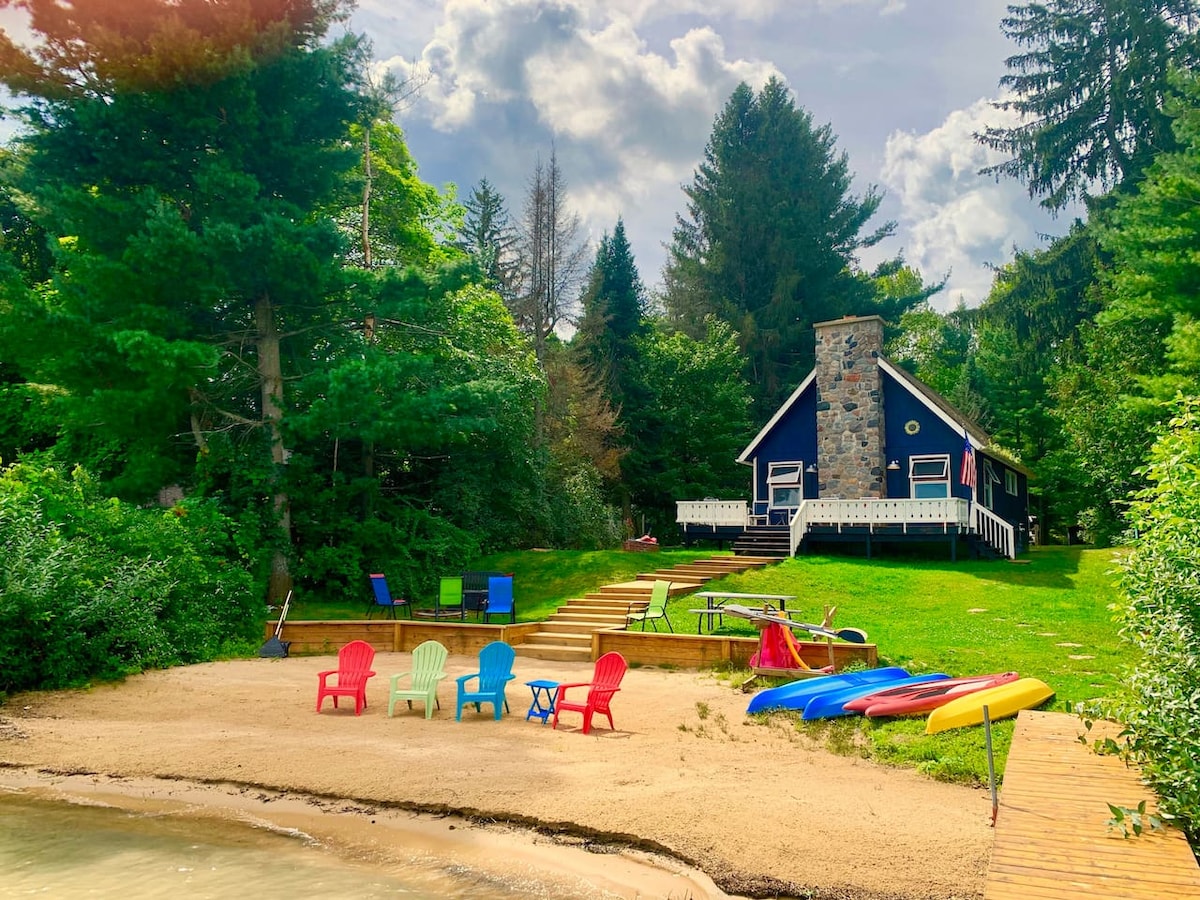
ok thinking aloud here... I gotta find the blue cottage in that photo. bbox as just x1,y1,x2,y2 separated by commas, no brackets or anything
678,314,1031,559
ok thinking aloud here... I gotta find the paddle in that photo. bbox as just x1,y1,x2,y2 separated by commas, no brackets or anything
721,604,869,643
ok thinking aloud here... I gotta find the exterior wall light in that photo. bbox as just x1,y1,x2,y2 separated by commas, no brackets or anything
887,460,901,470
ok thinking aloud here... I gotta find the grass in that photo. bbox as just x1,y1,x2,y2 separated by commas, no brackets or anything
691,544,1126,786
287,548,717,620
288,543,1129,787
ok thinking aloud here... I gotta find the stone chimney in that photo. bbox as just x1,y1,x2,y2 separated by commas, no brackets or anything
813,315,887,499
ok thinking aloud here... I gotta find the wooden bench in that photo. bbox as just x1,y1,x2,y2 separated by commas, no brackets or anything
986,710,1200,899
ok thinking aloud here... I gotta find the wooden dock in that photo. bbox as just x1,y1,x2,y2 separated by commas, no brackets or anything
986,710,1200,899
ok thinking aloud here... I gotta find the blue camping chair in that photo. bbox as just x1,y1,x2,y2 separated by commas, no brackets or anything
455,641,516,721
483,575,515,624
368,573,411,619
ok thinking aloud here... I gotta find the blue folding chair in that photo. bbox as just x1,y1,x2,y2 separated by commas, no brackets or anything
483,575,515,624
368,573,411,619
455,641,515,720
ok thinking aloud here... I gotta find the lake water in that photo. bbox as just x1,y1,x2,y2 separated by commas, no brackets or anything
0,794,573,899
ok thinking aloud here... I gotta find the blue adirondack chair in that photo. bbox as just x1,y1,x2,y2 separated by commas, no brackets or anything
483,575,515,624
455,641,516,720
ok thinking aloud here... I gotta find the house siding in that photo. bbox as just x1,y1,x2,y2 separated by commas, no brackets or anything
750,384,818,519
881,377,973,501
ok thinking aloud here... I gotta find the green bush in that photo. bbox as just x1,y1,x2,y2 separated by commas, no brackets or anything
0,463,260,694
1113,396,1200,843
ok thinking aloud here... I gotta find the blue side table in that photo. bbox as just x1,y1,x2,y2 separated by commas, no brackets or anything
525,679,559,724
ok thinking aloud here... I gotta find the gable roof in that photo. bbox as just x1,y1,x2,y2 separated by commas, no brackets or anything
736,369,816,465
737,354,1033,476
876,357,989,447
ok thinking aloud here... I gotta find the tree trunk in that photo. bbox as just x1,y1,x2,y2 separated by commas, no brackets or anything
361,124,373,269
255,293,293,601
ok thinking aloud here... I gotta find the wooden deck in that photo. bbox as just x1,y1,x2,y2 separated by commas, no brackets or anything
986,710,1200,899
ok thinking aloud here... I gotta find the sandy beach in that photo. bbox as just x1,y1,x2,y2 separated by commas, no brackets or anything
0,652,991,899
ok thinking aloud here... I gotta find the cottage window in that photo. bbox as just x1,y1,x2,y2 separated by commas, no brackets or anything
909,454,950,499
1005,469,1018,496
982,460,999,509
767,461,804,509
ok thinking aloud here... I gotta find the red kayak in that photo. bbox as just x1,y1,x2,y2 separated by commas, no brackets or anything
844,672,1020,717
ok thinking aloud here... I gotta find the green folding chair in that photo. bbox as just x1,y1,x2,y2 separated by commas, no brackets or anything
625,580,673,632
437,575,464,620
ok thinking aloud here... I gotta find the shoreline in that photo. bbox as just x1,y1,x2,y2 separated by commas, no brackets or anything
0,768,728,899
0,653,992,899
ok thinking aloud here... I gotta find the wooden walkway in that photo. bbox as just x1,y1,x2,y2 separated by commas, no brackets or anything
986,710,1200,899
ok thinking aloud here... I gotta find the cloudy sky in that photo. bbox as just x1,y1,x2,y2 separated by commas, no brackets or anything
0,0,1077,311
352,0,1076,311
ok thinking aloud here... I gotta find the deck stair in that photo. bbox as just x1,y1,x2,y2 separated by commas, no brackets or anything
731,525,792,558
513,555,782,661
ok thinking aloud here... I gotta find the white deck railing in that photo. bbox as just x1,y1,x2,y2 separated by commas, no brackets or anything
971,503,1016,559
789,497,972,553
675,499,750,528
679,497,1016,559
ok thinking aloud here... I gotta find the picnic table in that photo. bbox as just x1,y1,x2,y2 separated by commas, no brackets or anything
688,591,796,634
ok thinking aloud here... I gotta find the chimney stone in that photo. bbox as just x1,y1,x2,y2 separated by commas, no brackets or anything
813,315,887,499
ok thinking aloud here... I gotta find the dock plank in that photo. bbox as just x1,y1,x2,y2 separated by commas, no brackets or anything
984,710,1200,900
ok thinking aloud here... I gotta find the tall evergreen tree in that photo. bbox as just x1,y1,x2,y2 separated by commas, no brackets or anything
0,0,367,597
574,218,647,412
979,0,1200,209
459,177,519,299
663,77,894,423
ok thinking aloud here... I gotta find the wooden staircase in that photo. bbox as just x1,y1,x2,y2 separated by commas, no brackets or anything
731,524,792,558
513,555,782,661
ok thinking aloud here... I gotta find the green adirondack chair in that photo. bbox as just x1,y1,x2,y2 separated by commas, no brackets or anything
625,580,673,632
387,639,449,718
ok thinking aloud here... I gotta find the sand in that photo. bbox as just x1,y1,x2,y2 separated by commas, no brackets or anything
0,653,992,899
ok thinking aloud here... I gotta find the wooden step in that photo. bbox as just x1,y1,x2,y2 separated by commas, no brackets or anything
557,597,632,612
587,589,654,602
548,611,629,626
538,618,623,633
639,571,709,583
513,643,593,662
522,630,592,648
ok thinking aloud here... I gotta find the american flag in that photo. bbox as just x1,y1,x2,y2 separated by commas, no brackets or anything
960,429,977,490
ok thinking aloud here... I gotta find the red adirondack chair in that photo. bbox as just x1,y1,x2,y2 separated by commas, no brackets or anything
552,651,628,734
316,640,377,715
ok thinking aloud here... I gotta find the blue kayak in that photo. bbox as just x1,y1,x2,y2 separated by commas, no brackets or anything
746,666,910,714
801,673,951,720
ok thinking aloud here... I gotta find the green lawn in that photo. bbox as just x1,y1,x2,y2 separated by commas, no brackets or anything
294,546,1125,708
289,544,1129,786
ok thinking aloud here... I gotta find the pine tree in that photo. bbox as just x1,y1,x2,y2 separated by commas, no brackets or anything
574,218,647,412
663,77,893,423
0,0,367,597
460,178,519,298
978,0,1200,209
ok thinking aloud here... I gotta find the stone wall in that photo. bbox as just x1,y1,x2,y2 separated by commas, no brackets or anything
813,315,887,499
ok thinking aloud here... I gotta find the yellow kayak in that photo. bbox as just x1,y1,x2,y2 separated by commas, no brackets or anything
924,677,1055,734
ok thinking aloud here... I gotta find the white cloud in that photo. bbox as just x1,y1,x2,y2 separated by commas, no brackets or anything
376,0,783,287
880,98,1070,310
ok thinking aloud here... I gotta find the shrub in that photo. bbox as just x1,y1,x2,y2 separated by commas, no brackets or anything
1113,396,1200,843
0,463,260,694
